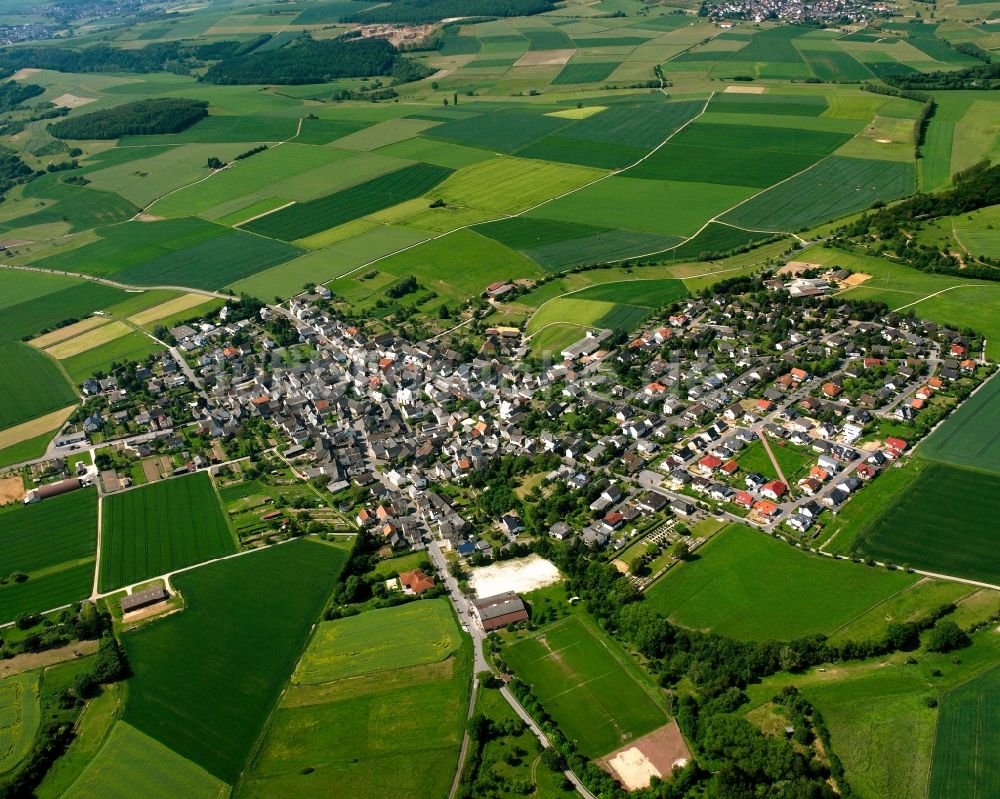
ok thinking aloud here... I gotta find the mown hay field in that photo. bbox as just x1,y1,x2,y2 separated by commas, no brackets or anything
294,600,463,684
60,721,227,799
99,472,236,592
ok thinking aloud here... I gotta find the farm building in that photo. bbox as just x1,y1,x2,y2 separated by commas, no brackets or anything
120,586,170,614
24,477,83,504
474,591,529,632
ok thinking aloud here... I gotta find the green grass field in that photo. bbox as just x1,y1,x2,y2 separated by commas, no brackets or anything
502,614,669,757
99,473,236,592
722,156,915,232
61,332,164,385
530,176,754,238
0,343,76,430
123,539,347,783
0,281,128,346
242,599,469,799
851,462,1000,584
60,721,227,799
243,163,452,241
0,488,97,577
645,524,917,640
919,374,1000,475
928,665,1000,799
294,600,462,684
35,217,301,291
0,672,41,776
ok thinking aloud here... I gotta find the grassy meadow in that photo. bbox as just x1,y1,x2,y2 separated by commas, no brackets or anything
645,524,918,640
241,599,470,799
122,539,348,783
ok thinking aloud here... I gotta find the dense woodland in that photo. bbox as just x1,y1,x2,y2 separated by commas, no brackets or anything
202,37,429,85
837,160,1000,280
0,146,38,198
48,98,208,139
0,81,44,114
343,0,555,24
884,60,1000,90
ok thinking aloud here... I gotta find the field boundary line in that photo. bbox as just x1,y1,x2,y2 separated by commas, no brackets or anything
823,577,941,640
232,201,296,228
0,263,229,300
524,262,755,334
893,283,988,312
327,93,718,286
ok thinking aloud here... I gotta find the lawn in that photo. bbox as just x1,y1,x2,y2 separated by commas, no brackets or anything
0,343,77,430
919,373,1000,475
241,600,470,799
293,600,463,684
645,524,917,641
567,279,687,307
851,462,1000,584
928,665,1000,799
502,614,669,758
60,721,227,799
737,440,813,483
243,163,453,241
122,539,348,783
99,472,236,592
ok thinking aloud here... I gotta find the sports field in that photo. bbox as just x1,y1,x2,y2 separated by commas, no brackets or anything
851,462,1000,584
928,665,1000,799
294,600,462,683
242,599,469,799
502,614,669,757
0,488,97,621
919,374,1000,475
645,524,917,640
123,539,348,783
99,473,236,592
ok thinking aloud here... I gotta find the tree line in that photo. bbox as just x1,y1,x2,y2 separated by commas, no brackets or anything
201,37,429,85
343,0,555,25
48,98,208,139
834,160,1000,280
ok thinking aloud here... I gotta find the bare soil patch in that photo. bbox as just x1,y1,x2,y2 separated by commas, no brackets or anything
10,68,41,80
135,213,165,222
469,554,561,597
0,405,75,451
779,260,823,276
724,85,765,94
842,272,871,287
597,721,691,790
514,48,575,67
0,640,98,678
0,477,24,505
53,93,97,109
